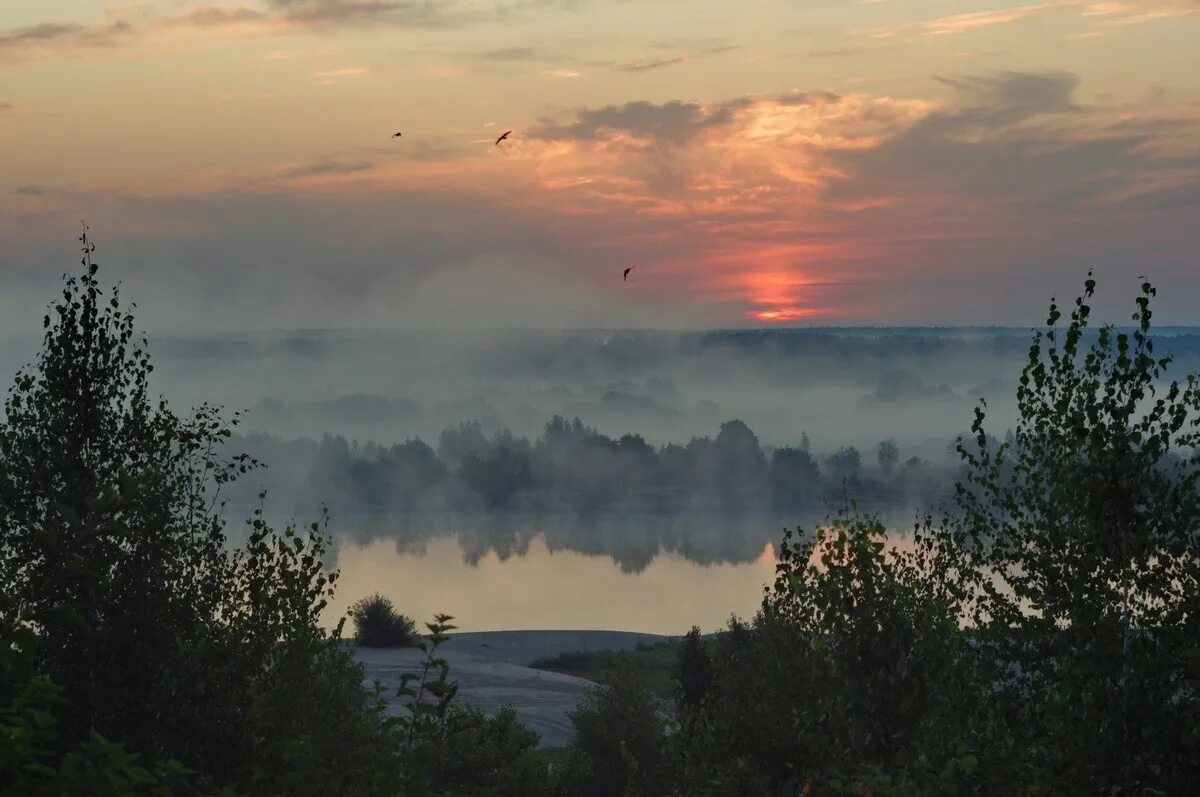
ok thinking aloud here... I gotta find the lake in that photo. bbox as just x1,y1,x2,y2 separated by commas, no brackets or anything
328,533,781,634
317,505,932,633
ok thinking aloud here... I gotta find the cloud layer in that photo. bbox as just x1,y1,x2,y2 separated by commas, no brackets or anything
2,2,1198,329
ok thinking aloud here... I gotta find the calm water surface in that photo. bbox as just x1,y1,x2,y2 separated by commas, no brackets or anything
328,533,780,634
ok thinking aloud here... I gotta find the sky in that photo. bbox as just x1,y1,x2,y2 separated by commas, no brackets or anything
1,0,1198,331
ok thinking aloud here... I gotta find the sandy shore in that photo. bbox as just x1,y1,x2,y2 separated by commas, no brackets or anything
357,630,669,748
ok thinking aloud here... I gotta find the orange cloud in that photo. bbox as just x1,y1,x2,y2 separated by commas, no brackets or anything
923,3,1064,35
8,71,1197,327
525,93,931,213
1083,0,1200,23
500,92,933,316
118,72,1192,323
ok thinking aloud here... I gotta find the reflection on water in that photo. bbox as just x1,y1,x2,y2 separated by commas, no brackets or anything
319,507,931,633
326,510,806,574
328,534,780,635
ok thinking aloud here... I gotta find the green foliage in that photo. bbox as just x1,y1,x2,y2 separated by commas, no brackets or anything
459,436,534,508
349,592,418,647
0,228,248,752
0,231,401,793
0,605,192,795
769,511,963,763
301,411,947,516
530,641,681,698
9,231,1199,794
569,660,673,797
676,627,712,711
669,275,1200,794
434,704,591,796
823,446,864,483
770,445,822,507
198,510,406,793
0,231,577,795
386,614,460,795
877,438,900,474
0,676,193,796
927,273,1200,791
675,511,972,795
381,615,594,796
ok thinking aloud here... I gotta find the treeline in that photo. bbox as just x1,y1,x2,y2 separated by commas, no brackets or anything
247,417,949,516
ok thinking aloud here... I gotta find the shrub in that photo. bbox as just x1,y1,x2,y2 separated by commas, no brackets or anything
349,593,417,648
0,603,193,795
433,704,590,796
569,659,672,797
675,511,970,795
383,614,588,796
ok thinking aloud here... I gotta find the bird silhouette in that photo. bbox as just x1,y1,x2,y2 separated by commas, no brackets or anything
495,130,512,146
392,132,403,138
623,266,635,282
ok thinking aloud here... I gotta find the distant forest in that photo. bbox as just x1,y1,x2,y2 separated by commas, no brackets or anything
233,415,954,517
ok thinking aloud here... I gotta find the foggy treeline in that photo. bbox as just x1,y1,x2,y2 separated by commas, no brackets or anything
8,323,1198,571
84,324,1190,569
3,327,1065,448
12,325,1198,455
234,415,950,517
223,414,955,571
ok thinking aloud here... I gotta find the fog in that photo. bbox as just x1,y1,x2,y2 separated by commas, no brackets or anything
6,325,1200,567
5,326,1044,447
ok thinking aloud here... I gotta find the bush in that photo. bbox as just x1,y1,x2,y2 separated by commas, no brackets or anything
349,593,417,648
0,602,193,795
0,675,194,795
433,703,591,796
675,511,971,795
569,659,672,797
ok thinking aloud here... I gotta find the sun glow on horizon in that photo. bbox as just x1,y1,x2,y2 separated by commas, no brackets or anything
752,307,821,323
734,265,844,323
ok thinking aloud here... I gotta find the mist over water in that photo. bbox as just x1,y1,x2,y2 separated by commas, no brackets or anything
9,325,1200,631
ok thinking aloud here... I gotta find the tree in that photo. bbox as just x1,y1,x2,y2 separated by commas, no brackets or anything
682,420,769,506
823,446,863,484
769,446,820,508
0,225,252,751
0,229,403,792
434,704,590,796
460,439,533,508
438,421,489,467
877,439,899,475
930,274,1200,791
677,627,712,711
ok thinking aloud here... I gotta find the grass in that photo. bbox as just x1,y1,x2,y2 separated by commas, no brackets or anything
529,641,681,698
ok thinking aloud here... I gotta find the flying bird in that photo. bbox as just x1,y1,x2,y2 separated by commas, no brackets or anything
392,131,403,138
494,130,512,146
623,266,635,282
